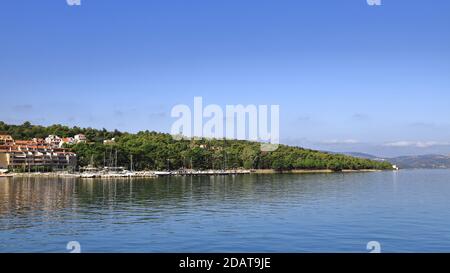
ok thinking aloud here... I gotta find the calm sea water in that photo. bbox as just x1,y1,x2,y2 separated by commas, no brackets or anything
1,169,450,253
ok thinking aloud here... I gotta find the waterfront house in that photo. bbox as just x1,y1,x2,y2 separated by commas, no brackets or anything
0,150,9,169
0,135,14,145
0,138,77,171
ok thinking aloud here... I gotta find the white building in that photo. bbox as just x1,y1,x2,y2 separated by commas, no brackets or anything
103,138,116,145
74,134,87,143
45,135,62,148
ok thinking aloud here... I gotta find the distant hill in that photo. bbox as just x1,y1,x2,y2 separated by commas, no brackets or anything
389,154,450,169
340,152,450,169
340,152,387,161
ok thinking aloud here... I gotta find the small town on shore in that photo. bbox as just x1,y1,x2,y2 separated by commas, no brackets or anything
0,133,252,178
0,122,397,179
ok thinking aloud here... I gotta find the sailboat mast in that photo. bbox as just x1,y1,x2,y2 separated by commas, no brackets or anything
130,154,133,172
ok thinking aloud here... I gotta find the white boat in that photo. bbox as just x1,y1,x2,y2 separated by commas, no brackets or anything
81,173,97,178
154,171,172,176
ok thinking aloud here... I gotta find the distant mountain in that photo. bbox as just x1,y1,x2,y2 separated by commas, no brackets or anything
389,154,450,169
340,152,386,161
339,152,450,169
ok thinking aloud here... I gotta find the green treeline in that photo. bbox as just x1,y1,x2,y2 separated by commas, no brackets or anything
0,121,123,142
0,121,393,171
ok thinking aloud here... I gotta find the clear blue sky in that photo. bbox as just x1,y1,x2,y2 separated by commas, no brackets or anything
1,0,449,157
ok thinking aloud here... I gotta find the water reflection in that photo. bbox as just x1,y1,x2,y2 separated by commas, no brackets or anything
1,170,450,252
0,177,77,216
0,174,358,226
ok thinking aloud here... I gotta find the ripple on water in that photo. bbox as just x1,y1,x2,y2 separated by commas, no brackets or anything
1,170,450,252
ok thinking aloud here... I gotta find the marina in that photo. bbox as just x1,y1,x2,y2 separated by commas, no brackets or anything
6,169,253,179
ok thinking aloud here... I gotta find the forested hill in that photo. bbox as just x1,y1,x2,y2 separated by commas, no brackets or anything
0,121,393,171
